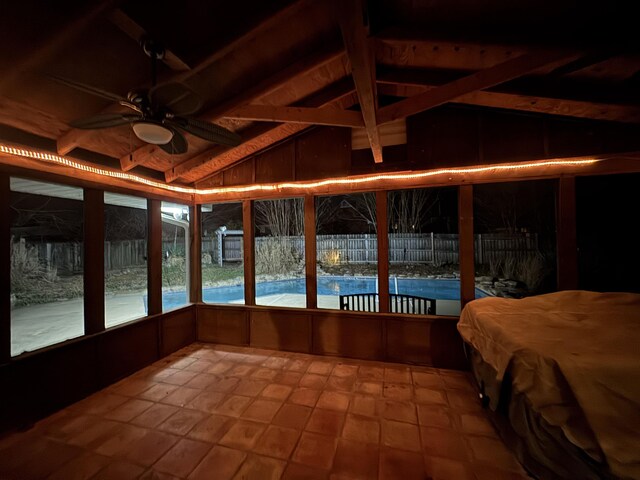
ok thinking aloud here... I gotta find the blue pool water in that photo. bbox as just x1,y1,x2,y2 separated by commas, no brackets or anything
159,276,488,310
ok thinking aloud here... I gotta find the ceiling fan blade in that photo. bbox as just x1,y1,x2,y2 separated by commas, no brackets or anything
47,74,126,103
158,127,188,155
168,116,241,147
69,113,141,129
149,82,202,116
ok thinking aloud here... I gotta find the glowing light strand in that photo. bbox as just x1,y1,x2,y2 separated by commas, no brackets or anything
1,144,600,197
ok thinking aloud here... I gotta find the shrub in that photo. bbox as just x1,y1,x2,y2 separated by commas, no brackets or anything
255,238,302,275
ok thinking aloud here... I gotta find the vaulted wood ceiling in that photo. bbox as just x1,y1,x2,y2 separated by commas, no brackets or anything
1,0,638,186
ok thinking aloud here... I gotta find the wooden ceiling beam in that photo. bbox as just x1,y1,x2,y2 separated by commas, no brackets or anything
170,77,356,184
224,105,363,127
377,69,640,123
55,0,316,158
377,50,582,124
336,0,383,163
119,41,345,172
108,9,191,72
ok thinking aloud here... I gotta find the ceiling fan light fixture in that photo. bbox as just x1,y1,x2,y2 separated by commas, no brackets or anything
132,121,173,145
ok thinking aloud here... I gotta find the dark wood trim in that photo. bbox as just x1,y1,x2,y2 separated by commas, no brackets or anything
459,185,475,307
0,173,10,362
147,199,162,316
189,205,203,303
242,200,256,306
557,177,578,290
304,195,318,309
376,191,390,313
83,188,105,335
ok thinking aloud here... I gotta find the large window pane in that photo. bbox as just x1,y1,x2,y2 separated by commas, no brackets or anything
10,178,84,356
105,193,147,326
577,173,640,293
255,198,305,307
316,193,378,310
162,202,190,311
201,202,244,304
473,180,558,299
388,187,461,315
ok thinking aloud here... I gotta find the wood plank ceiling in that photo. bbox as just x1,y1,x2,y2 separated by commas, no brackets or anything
0,0,639,186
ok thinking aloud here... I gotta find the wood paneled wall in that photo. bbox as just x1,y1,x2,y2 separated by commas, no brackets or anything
199,106,640,189
0,306,196,434
197,304,465,370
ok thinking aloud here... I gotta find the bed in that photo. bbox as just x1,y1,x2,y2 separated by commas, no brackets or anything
457,291,640,480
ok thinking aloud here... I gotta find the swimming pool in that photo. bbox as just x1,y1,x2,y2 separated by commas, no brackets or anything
160,276,488,310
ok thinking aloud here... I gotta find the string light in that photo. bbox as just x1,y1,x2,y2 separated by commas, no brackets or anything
1,143,601,197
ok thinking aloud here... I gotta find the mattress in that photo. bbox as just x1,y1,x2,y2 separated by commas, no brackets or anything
457,291,640,480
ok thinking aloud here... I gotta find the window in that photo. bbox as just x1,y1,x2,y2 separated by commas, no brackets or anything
255,198,305,307
316,193,378,311
201,202,244,304
473,180,558,299
387,187,461,315
577,173,640,293
162,202,190,311
10,178,84,356
104,193,147,326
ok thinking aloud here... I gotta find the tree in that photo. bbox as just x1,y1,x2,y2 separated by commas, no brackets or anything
255,198,304,236
388,189,439,233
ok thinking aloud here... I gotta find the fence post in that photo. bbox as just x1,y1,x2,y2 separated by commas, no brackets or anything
431,232,435,265
478,233,483,265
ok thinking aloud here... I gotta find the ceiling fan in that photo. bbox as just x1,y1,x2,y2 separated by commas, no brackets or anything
50,39,241,155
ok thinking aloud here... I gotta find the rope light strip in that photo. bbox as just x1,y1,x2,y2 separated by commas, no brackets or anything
1,144,601,197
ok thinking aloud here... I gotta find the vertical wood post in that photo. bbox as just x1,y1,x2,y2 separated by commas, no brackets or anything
304,195,317,309
376,191,389,313
147,199,162,315
243,200,255,306
459,185,475,308
0,174,10,362
84,188,105,335
189,205,202,303
557,177,578,290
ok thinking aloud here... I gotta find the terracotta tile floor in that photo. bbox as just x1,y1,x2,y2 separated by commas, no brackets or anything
0,343,532,479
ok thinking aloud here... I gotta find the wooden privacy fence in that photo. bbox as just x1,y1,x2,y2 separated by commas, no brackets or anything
207,232,538,265
14,231,539,274
12,238,149,274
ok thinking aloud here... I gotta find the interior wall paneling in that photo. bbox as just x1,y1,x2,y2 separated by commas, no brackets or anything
304,195,317,309
429,317,467,370
243,200,256,306
312,311,384,360
295,127,351,181
223,158,255,186
250,309,312,352
385,317,431,365
83,188,105,335
458,185,475,307
407,107,480,168
255,142,295,183
557,177,578,290
197,306,249,345
160,306,197,356
0,173,10,363
98,317,160,384
147,199,162,316
0,307,196,434
189,205,203,304
481,110,546,163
